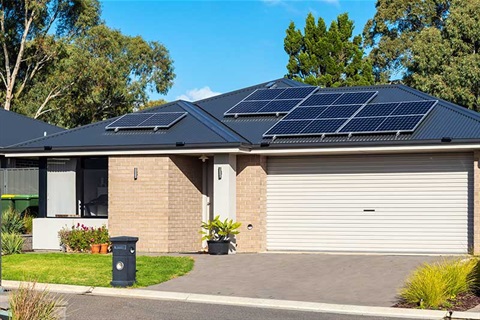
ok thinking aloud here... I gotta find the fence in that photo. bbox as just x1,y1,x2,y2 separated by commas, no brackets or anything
0,168,39,195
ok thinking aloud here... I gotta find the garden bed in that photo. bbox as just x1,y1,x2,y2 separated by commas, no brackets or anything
394,292,480,311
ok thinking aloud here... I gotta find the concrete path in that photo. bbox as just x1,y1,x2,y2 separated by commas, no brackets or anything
146,253,441,307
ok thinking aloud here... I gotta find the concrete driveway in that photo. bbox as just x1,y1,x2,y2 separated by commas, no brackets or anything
146,253,441,307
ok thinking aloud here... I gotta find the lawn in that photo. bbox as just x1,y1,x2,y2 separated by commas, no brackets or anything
2,253,194,288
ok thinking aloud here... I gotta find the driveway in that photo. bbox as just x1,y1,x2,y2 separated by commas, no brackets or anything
146,253,441,307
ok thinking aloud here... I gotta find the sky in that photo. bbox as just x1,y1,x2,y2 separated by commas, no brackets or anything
100,0,377,102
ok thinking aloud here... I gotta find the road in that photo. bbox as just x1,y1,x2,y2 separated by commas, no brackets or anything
64,294,418,320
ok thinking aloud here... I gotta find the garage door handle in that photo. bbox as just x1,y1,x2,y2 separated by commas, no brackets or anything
363,209,375,212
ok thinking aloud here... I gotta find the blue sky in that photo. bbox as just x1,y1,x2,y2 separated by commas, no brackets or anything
100,0,377,102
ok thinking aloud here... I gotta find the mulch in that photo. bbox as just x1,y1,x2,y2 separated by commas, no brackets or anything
393,292,480,311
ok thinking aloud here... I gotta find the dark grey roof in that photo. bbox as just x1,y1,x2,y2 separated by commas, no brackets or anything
7,100,250,152
0,109,64,148
5,78,480,153
197,83,480,147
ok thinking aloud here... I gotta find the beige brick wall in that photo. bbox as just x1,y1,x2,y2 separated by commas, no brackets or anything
108,155,202,253
236,155,267,253
168,156,203,252
474,152,480,255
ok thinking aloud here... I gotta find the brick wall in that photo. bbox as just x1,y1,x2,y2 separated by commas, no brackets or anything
474,152,480,255
108,155,202,252
236,155,267,253
168,156,203,252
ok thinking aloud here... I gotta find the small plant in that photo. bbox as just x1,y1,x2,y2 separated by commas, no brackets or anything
399,259,478,309
58,224,111,252
2,233,25,255
23,214,33,234
201,215,241,241
1,207,24,234
9,282,65,320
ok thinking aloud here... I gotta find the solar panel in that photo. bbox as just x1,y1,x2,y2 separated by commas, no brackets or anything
258,100,302,113
224,86,317,116
244,88,286,101
225,101,269,114
376,115,424,131
300,93,342,106
283,107,328,120
105,112,187,131
333,92,377,105
302,119,346,134
355,103,399,117
339,117,386,133
319,105,363,119
391,101,437,116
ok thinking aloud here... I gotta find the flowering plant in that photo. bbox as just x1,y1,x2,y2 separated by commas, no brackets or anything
58,224,110,252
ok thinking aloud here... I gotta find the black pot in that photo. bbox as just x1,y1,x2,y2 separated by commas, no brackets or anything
207,240,230,255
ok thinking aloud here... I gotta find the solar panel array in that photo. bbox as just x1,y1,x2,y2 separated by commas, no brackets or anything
224,87,318,116
263,98,437,137
105,112,187,131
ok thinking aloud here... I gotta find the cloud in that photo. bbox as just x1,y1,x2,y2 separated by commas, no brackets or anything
176,86,221,102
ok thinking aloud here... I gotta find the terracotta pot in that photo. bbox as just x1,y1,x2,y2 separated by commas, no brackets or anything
91,244,101,254
100,243,109,254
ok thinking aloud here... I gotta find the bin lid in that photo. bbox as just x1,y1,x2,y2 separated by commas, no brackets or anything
1,194,38,200
110,236,139,242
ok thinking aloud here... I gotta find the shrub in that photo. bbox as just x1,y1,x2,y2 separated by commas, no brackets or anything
9,282,64,320
58,224,110,252
1,207,24,234
400,259,478,309
2,233,25,255
23,214,33,234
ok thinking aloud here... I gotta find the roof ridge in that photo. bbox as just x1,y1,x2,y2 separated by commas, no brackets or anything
0,108,64,131
177,101,249,143
191,78,300,104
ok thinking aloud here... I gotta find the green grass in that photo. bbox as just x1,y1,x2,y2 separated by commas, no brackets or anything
2,253,194,288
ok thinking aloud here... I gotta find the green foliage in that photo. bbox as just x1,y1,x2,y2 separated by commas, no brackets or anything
2,207,25,234
201,215,241,241
400,259,477,309
23,214,33,234
284,13,374,87
1,1,175,128
58,224,110,252
137,99,169,111
2,233,25,255
364,0,480,110
9,282,64,320
3,253,194,288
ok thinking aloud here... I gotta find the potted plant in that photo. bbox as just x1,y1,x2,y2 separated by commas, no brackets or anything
98,226,110,254
201,216,241,255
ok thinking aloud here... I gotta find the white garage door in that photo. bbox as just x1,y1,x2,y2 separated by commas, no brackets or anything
267,153,473,254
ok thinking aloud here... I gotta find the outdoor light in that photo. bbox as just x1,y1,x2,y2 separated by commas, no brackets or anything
129,247,135,254
133,167,138,180
247,224,253,230
116,261,124,271
218,167,222,180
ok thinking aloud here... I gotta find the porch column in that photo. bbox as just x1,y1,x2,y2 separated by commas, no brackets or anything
38,157,47,218
213,154,236,221
474,152,480,254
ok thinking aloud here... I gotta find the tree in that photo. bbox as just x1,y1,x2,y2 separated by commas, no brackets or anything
137,99,168,111
284,13,374,87
0,0,101,111
0,1,175,128
363,0,450,82
364,0,480,110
